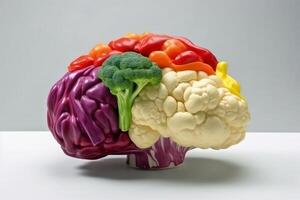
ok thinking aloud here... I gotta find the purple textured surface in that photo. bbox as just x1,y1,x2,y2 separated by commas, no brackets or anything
47,66,190,169
127,137,190,169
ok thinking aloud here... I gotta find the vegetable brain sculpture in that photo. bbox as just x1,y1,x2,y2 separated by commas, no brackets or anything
47,33,250,169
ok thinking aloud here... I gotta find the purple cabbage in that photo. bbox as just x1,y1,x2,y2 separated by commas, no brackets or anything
47,66,190,169
127,138,189,169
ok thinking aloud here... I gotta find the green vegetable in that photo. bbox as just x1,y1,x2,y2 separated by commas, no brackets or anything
98,52,162,131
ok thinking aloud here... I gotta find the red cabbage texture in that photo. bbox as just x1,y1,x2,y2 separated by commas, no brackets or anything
47,66,138,159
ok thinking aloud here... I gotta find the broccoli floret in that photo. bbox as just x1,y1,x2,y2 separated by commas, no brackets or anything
98,52,162,131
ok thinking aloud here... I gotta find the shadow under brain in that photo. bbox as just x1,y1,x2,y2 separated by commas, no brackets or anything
77,156,247,184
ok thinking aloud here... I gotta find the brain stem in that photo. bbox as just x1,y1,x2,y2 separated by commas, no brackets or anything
127,137,190,169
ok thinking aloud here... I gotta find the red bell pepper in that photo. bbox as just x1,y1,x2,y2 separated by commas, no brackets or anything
108,37,138,52
93,50,122,67
175,36,218,70
68,55,94,72
173,50,203,65
135,35,171,56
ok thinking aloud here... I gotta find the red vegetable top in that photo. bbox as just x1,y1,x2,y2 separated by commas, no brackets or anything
68,33,218,75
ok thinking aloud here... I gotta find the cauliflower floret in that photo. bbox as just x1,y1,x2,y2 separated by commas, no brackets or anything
184,79,221,113
129,124,160,149
129,68,250,149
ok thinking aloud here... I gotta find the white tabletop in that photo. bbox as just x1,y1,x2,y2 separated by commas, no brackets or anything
0,132,299,200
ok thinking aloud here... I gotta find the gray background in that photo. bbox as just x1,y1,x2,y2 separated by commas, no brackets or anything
0,0,299,131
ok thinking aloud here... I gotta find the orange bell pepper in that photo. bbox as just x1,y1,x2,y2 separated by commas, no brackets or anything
149,51,214,75
89,44,111,59
162,39,186,59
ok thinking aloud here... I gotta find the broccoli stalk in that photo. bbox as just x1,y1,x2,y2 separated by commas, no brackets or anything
115,88,132,131
115,81,148,131
98,52,162,131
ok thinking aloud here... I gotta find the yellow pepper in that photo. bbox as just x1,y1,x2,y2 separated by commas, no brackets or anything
216,61,245,100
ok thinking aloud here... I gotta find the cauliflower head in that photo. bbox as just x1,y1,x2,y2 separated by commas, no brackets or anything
129,68,250,149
